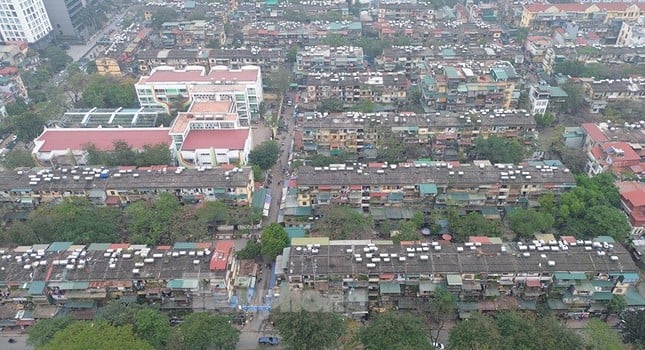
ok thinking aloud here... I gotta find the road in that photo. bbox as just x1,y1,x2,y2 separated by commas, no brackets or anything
237,93,298,350
66,14,125,62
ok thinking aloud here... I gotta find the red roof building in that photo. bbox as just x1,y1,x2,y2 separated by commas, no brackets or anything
617,182,645,229
210,240,235,271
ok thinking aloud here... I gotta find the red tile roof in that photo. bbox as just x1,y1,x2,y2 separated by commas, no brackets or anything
35,128,171,152
604,142,641,162
210,240,234,271
469,236,491,244
181,129,249,150
581,123,608,142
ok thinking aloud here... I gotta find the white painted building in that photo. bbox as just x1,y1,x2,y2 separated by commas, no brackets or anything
135,65,263,126
0,0,52,44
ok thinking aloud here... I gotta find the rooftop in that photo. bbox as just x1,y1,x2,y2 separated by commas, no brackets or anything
285,239,637,276
34,128,171,152
139,65,260,85
181,129,250,151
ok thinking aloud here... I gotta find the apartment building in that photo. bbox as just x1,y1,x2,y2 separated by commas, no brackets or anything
0,0,52,45
0,166,254,208
298,110,536,159
292,161,575,217
583,78,645,114
160,20,226,49
617,181,645,236
528,85,568,116
0,66,26,101
170,100,253,168
581,122,645,176
137,48,285,73
520,3,645,30
240,21,362,47
420,64,519,112
42,0,90,43
617,19,645,46
280,236,642,318
0,240,239,327
135,65,263,123
303,71,408,105
295,46,364,76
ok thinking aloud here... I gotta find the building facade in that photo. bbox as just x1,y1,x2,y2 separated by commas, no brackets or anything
0,0,52,44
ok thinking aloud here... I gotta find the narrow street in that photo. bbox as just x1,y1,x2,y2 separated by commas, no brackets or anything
237,92,297,350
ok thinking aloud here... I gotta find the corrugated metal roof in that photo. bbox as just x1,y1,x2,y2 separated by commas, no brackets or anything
28,281,46,295
173,242,197,250
167,279,199,289
47,242,73,252
379,282,401,294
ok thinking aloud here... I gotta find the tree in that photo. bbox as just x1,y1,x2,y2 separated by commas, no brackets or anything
178,312,240,350
125,192,181,245
582,205,630,242
287,46,298,63
448,211,502,242
622,310,645,346
535,111,555,129
138,143,172,166
27,316,73,348
318,99,344,113
207,38,221,49
471,135,524,164
273,310,346,350
1,149,34,169
236,239,261,259
560,82,585,114
604,295,627,321
134,308,171,349
195,200,230,227
41,321,154,350
248,140,280,170
583,318,624,350
315,205,373,240
96,301,145,326
376,129,407,164
515,27,529,44
151,8,180,28
507,208,554,238
251,164,263,182
261,223,289,259
392,220,422,243
427,287,456,343
449,313,502,350
81,75,137,108
359,312,431,350
64,63,92,105
39,46,72,73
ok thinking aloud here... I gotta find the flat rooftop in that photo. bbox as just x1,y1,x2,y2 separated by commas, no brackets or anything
286,240,637,276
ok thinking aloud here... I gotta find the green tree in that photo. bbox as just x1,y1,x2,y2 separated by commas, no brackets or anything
39,46,72,73
248,140,280,170
236,239,261,259
535,111,555,129
81,75,137,108
178,312,240,350
583,318,624,350
449,312,502,350
96,301,144,326
27,315,74,348
287,46,298,63
515,27,529,44
392,220,422,243
535,315,584,350
315,205,373,239
207,38,221,49
261,223,289,259
41,321,154,350
64,63,92,105
359,312,431,350
126,192,181,244
582,205,630,242
134,308,171,349
428,287,457,343
318,99,344,113
138,143,172,166
471,135,524,163
560,82,585,114
151,8,180,28
273,310,346,350
507,208,554,238
251,164,263,182
1,149,34,169
604,295,627,321
376,129,407,164
448,211,502,242
622,310,645,346
195,200,230,227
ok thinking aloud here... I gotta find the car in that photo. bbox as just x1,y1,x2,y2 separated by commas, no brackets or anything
433,342,445,350
258,336,280,345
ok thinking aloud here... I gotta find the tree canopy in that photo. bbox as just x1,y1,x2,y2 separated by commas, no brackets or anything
81,75,137,108
273,310,346,350
622,310,645,346
178,312,240,350
27,315,74,348
507,208,554,238
448,211,502,242
41,321,154,350
85,141,172,166
471,135,524,164
236,239,261,259
248,140,280,170
583,318,624,350
261,223,289,259
359,312,431,350
314,205,373,239
134,308,171,349
449,311,583,350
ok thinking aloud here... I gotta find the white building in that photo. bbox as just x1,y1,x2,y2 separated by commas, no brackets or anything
135,65,263,126
617,19,645,47
0,0,52,44
528,85,550,116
